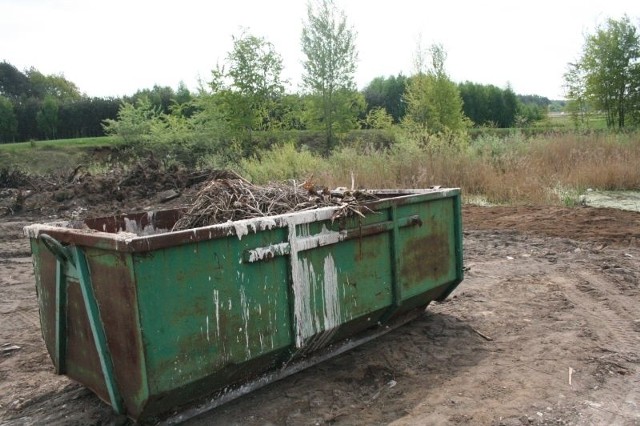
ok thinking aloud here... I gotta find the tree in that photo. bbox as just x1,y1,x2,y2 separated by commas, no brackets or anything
564,16,640,128
0,61,124,141
206,31,286,155
226,31,285,131
0,61,31,100
0,95,17,142
102,98,162,144
403,43,468,136
301,0,358,152
362,106,394,129
458,81,520,127
58,97,120,138
362,74,407,123
36,95,59,139
516,94,547,126
429,44,468,133
173,82,196,117
25,68,82,102
304,89,364,136
274,93,307,130
129,85,177,115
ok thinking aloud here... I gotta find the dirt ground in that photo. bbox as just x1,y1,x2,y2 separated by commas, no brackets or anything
1,198,639,425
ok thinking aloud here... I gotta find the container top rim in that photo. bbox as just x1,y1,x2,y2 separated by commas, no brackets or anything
23,187,460,248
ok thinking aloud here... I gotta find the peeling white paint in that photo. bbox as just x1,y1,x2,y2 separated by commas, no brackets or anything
322,255,340,330
206,316,210,342
287,211,346,349
232,217,278,240
245,242,290,263
296,225,346,252
291,250,342,349
233,222,249,240
249,218,276,233
213,290,220,338
299,223,310,237
239,286,251,358
123,212,168,236
291,256,316,347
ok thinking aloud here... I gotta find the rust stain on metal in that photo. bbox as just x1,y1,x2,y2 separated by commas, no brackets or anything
87,251,145,416
64,277,110,403
84,209,183,234
35,249,58,361
400,233,451,287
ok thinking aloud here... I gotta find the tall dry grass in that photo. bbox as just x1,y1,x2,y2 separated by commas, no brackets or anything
240,131,640,205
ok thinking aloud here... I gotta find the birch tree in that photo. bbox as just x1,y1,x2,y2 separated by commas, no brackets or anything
301,0,358,152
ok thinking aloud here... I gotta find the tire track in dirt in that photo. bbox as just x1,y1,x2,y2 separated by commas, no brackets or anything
554,268,640,424
559,270,640,357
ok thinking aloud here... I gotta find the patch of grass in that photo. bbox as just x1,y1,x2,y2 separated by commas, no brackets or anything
0,136,119,151
0,136,122,173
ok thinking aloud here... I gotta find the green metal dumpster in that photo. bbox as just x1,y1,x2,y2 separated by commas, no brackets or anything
24,188,463,422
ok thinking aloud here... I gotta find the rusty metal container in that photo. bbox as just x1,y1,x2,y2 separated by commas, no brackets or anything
24,188,463,421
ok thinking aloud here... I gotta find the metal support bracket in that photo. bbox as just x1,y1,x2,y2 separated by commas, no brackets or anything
379,205,404,324
71,246,124,415
40,234,124,415
55,258,67,374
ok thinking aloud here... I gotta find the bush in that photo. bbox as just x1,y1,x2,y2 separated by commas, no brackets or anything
240,142,324,183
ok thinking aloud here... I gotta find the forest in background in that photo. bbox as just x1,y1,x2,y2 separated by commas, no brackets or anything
0,59,554,144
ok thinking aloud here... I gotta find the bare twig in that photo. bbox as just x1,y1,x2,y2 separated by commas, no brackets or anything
471,327,493,341
171,174,378,231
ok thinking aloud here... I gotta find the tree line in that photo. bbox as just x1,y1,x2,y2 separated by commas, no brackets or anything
0,62,547,147
0,62,118,142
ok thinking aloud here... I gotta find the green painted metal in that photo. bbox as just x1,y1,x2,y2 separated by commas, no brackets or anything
380,204,403,323
435,189,465,301
26,188,464,421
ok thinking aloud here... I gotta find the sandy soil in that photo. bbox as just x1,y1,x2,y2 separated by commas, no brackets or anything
1,204,639,425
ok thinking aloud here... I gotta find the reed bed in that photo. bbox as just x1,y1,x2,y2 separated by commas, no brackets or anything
239,131,640,205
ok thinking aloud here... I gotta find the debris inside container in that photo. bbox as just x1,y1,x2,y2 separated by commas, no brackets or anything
172,173,379,231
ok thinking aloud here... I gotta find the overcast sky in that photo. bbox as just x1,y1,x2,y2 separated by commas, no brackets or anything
2,0,639,100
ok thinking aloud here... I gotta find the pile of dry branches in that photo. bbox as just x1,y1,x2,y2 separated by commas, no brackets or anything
172,172,378,231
